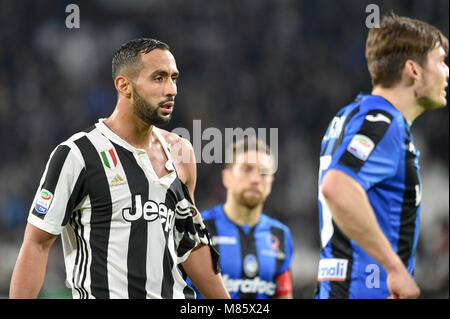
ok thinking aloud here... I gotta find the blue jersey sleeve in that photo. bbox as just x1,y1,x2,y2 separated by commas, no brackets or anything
329,109,403,191
278,227,294,275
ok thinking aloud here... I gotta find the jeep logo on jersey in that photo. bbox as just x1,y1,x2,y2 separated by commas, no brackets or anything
100,148,118,169
122,195,175,232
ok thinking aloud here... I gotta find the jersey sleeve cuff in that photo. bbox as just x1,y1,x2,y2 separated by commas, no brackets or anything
329,164,369,191
27,214,63,235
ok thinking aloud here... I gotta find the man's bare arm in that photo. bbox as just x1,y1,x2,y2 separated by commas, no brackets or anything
10,223,57,299
181,245,230,299
321,169,420,299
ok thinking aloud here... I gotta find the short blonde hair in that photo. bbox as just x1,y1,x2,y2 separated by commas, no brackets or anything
225,136,272,170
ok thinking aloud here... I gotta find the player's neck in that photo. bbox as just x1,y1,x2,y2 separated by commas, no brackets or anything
371,86,424,124
104,101,154,149
223,200,262,227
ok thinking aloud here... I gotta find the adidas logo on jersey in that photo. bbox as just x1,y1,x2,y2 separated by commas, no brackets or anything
110,174,127,187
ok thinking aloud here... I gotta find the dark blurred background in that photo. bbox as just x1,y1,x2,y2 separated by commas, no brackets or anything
0,0,448,299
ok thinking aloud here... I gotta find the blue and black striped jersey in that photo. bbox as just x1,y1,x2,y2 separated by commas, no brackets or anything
316,94,422,299
187,204,294,299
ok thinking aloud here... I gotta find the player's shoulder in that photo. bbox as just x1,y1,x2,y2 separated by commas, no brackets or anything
342,94,406,135
57,124,100,148
260,213,292,234
357,95,404,122
157,128,196,187
201,205,223,221
49,126,97,164
157,128,194,152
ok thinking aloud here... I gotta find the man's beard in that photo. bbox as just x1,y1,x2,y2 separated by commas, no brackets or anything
236,189,265,209
132,86,171,126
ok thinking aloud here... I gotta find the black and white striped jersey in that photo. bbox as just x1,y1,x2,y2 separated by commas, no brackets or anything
28,119,213,299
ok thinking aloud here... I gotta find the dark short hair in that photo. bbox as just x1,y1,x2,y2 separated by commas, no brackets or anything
111,38,170,81
366,14,448,88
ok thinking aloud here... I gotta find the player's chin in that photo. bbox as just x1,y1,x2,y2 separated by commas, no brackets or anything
435,91,448,108
420,95,447,110
440,94,448,107
434,97,447,109
156,112,172,124
436,88,448,105
241,192,264,207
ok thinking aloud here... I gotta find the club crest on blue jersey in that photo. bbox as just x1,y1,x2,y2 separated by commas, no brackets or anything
243,254,259,277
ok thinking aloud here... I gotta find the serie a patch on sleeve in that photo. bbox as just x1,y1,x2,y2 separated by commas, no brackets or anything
346,134,375,161
35,189,54,214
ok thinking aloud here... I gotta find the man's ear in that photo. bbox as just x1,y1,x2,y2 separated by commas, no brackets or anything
403,59,422,84
222,169,231,189
114,75,132,98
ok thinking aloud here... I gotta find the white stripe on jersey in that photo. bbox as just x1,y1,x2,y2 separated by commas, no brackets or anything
85,128,132,299
61,195,93,298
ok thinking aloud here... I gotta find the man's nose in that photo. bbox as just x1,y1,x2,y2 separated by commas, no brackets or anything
165,78,177,97
249,168,264,183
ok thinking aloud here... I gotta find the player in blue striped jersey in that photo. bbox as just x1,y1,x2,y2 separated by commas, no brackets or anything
316,15,448,299
187,137,294,299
